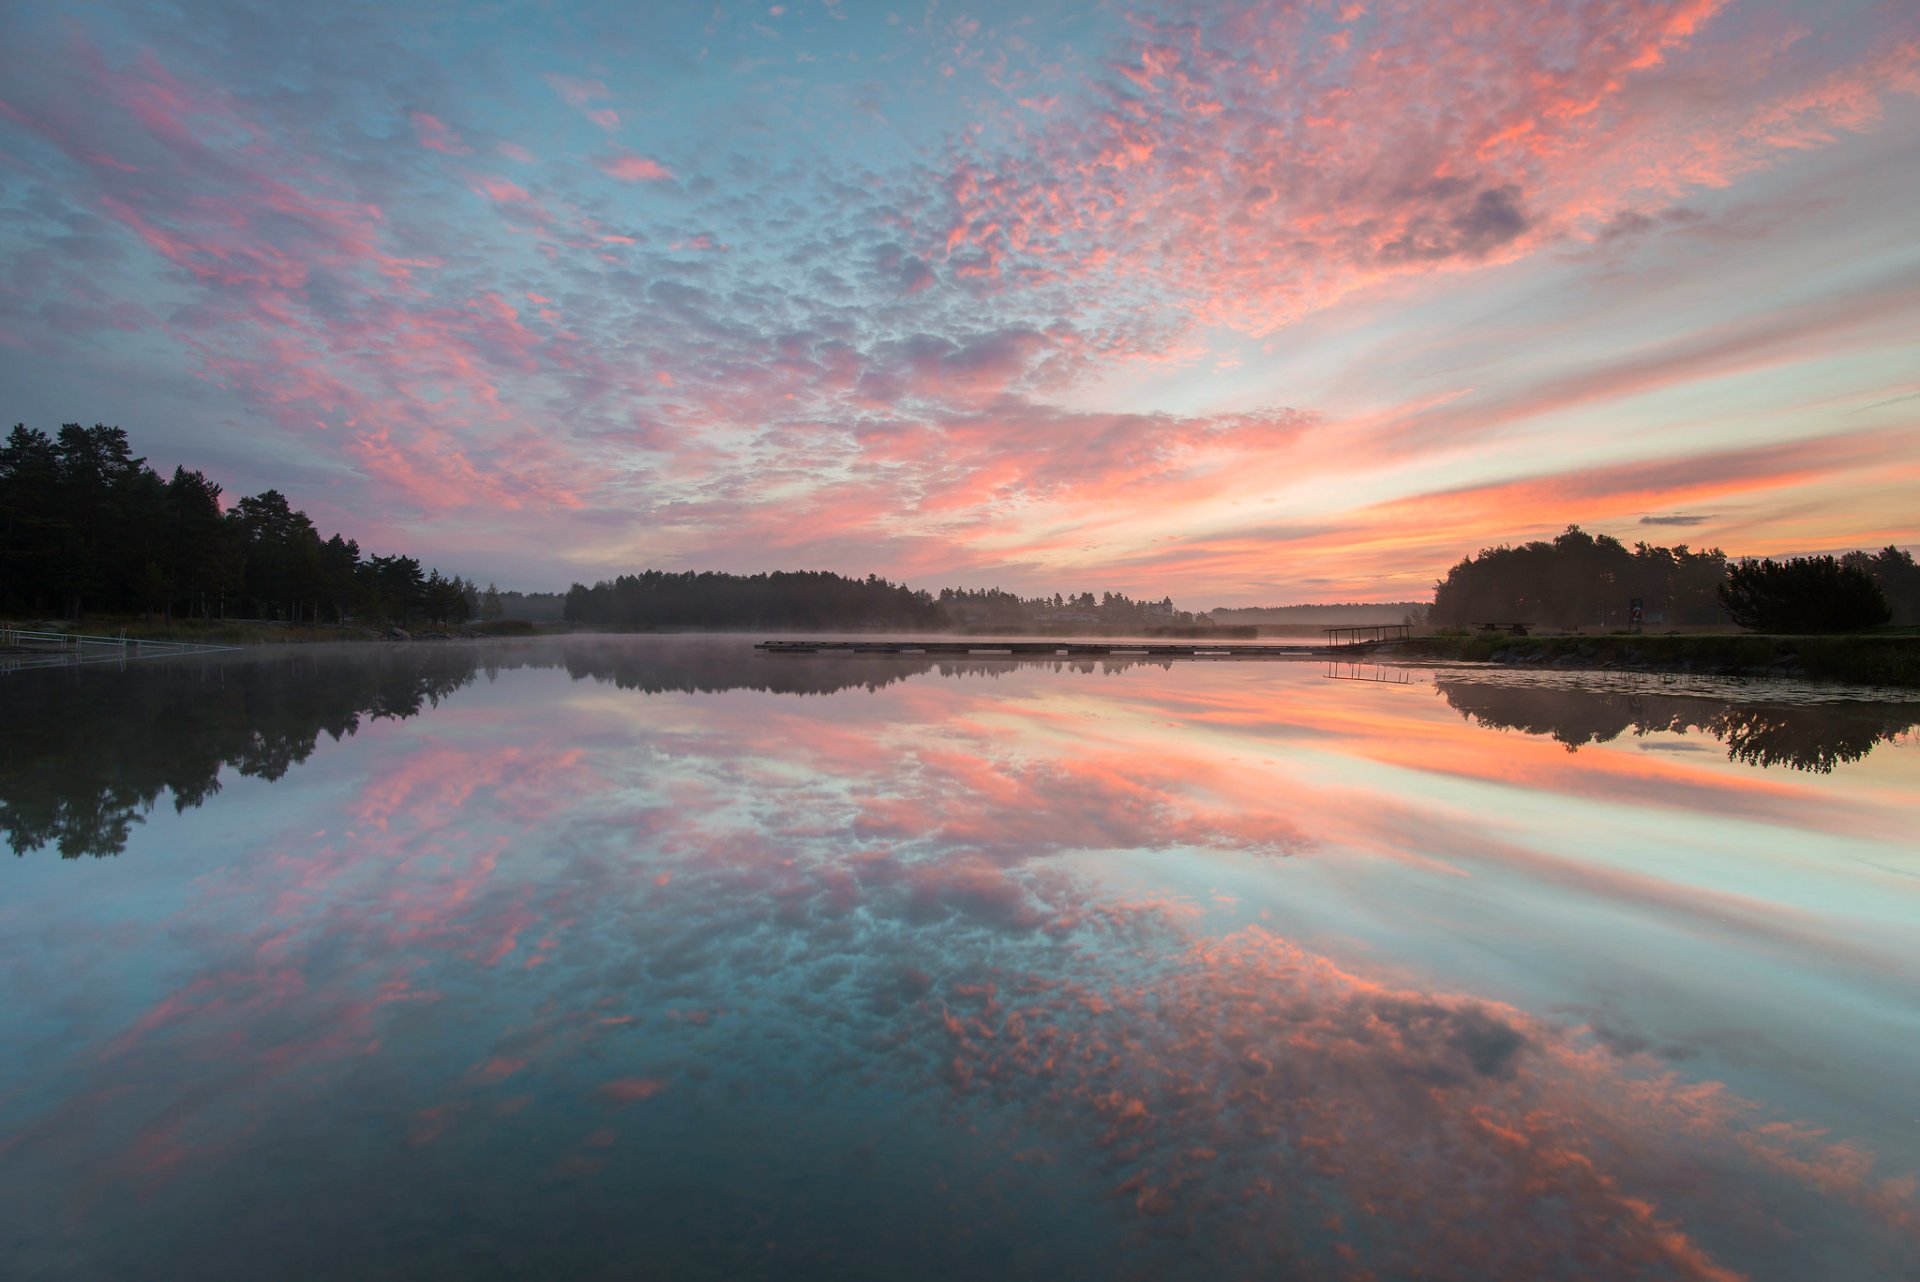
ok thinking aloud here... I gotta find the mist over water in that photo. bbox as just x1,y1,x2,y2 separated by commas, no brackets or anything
3,638,1917,1280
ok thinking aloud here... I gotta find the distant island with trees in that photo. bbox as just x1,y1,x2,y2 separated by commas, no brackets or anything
559,528,1916,639
562,573,1205,632
2,422,1219,636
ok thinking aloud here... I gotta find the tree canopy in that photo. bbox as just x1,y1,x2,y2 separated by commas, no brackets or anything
564,570,942,630
1717,556,1891,633
1430,526,1729,629
561,571,1199,631
1839,547,1920,625
1430,526,1915,633
1,422,479,626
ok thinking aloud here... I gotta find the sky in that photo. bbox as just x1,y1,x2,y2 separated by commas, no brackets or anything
0,0,1916,604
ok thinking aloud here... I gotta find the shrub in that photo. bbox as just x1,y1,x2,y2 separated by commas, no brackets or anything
474,618,538,637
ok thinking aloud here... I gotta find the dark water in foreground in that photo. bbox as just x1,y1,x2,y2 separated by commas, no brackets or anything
2,637,1917,1281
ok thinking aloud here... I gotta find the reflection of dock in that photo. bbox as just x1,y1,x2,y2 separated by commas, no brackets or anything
756,639,1395,659
1323,661,1416,684
1322,624,1412,646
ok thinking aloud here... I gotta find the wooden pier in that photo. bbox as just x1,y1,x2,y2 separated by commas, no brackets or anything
755,638,1400,659
1322,623,1411,645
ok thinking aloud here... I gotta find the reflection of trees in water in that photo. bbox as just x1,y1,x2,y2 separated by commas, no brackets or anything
556,638,1166,695
2,648,481,858
1436,680,1920,773
3,642,1172,858
1711,706,1912,773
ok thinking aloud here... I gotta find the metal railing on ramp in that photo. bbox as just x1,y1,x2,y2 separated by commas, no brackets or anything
0,627,240,674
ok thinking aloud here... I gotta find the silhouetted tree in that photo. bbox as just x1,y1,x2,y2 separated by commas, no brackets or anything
421,570,472,626
1431,526,1729,629
164,467,242,618
1841,547,1920,625
1,425,65,609
930,584,1194,629
55,423,152,617
0,421,484,624
362,554,426,625
564,569,943,629
1718,556,1890,633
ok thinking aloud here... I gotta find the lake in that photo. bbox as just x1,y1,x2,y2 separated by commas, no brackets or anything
3,637,1917,1280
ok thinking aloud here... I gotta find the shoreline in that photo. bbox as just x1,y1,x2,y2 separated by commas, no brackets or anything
9,620,1919,690
1396,632,1920,689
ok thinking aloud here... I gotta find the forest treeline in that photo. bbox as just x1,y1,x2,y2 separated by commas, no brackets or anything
562,572,1201,631
564,571,943,629
1,423,483,625
932,585,1197,629
12,423,1915,637
1430,526,1920,630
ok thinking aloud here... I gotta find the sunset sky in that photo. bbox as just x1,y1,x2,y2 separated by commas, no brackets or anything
1,0,1915,603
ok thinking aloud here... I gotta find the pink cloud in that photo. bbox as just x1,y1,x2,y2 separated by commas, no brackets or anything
0,42,622,517
597,151,673,181
916,0,1920,341
545,73,610,107
408,110,470,155
470,174,533,205
597,1077,670,1104
2,4,1915,591
545,73,620,130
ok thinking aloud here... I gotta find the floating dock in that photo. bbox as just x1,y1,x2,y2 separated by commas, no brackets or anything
755,639,1396,659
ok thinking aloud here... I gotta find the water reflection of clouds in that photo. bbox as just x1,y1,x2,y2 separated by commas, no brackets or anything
2,643,1917,1278
8,645,1915,862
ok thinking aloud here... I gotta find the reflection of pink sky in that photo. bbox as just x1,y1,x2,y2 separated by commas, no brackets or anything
1,5,1916,595
2,659,1916,1275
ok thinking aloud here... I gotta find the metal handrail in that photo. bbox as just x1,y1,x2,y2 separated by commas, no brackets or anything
0,626,239,669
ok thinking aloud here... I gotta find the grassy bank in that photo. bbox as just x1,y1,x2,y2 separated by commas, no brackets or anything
1399,630,1920,687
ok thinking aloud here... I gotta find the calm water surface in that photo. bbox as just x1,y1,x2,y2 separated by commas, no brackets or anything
3,637,1917,1280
